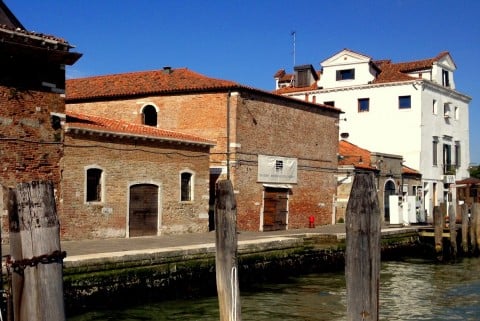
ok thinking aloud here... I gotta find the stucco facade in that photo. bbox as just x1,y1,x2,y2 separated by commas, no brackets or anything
274,49,471,221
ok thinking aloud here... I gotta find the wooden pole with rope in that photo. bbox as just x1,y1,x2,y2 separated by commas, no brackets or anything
214,179,242,321
8,181,66,321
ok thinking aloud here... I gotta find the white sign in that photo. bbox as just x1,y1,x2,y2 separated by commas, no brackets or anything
257,155,297,184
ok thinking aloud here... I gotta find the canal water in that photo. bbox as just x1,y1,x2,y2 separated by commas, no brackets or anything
68,257,480,321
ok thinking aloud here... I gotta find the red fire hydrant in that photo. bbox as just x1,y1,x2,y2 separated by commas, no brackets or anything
309,215,315,228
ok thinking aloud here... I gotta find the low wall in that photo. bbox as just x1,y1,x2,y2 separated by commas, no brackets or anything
64,231,420,315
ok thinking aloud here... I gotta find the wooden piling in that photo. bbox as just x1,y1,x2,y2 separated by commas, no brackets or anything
461,204,469,253
345,171,381,321
8,181,66,321
433,206,443,258
214,180,242,321
469,203,478,253
473,203,480,253
448,204,457,258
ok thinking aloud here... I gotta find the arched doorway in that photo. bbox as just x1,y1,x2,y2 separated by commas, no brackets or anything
129,184,159,237
384,180,396,222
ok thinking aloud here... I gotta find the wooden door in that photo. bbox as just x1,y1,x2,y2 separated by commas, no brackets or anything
129,184,158,237
263,188,288,231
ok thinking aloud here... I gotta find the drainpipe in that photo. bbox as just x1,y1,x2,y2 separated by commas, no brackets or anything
226,91,231,180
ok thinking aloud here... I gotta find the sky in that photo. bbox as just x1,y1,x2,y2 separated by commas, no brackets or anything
7,0,480,165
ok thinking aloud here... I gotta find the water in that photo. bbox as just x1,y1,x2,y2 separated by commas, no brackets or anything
68,258,480,321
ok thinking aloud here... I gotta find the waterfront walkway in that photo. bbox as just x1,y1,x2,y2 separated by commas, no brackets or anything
2,224,422,266
60,224,423,263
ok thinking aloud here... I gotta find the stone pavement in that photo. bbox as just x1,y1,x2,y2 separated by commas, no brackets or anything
3,223,421,262
60,224,348,257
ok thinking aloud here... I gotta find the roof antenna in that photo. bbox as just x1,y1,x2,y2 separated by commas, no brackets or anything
290,31,296,86
291,30,296,68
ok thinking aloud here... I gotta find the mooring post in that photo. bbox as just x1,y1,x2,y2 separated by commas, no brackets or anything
473,203,480,253
469,203,477,254
448,204,457,258
8,181,66,321
345,171,381,321
214,179,242,321
433,206,443,259
461,204,469,253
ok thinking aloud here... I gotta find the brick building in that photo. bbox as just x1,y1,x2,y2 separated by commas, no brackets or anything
66,68,342,232
0,3,81,240
62,112,213,239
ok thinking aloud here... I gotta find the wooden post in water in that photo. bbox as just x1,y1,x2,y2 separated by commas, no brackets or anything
214,180,241,321
448,204,457,258
461,204,469,253
345,171,381,321
473,203,480,254
469,203,478,254
8,181,66,321
433,206,443,258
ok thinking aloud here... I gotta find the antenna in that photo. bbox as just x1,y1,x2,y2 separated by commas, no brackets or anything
291,31,296,68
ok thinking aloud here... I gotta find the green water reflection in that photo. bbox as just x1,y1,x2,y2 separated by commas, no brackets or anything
68,258,480,321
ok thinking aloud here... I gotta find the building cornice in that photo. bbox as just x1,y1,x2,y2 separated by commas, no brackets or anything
283,79,472,103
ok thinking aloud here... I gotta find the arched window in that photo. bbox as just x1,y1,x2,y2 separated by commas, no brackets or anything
180,171,193,202
142,105,157,127
86,168,103,202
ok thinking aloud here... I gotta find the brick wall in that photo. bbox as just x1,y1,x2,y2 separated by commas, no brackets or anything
0,86,65,243
61,133,210,240
67,89,339,231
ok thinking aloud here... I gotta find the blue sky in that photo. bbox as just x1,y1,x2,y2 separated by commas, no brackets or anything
7,0,479,164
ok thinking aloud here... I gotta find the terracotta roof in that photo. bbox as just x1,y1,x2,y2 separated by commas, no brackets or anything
66,68,239,101
402,165,421,176
338,140,376,170
456,177,480,185
65,111,215,146
274,51,452,89
374,51,451,84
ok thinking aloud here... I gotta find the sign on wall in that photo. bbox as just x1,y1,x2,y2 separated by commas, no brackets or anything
257,155,297,184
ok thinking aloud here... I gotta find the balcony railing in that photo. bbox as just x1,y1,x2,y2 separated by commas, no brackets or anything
443,164,456,175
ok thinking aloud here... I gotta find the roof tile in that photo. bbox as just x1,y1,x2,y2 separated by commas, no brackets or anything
66,111,215,146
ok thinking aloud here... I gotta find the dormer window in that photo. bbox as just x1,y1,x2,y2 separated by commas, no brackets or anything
442,69,450,87
336,68,355,81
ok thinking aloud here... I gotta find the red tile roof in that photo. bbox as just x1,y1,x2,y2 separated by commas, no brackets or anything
66,68,342,115
273,51,452,90
402,165,421,176
338,140,376,170
65,111,215,146
66,68,239,101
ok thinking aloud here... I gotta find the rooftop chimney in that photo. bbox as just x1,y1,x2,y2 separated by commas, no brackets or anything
163,66,172,74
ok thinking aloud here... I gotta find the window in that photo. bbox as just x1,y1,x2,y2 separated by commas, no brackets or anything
181,172,193,202
442,69,450,87
443,103,451,118
86,168,103,202
358,98,369,112
324,101,335,107
398,96,411,109
455,142,461,167
432,137,438,166
454,106,459,120
433,99,438,114
142,105,157,127
443,144,452,174
336,68,355,80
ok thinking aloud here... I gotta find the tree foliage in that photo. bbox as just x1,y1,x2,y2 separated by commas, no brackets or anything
470,165,480,179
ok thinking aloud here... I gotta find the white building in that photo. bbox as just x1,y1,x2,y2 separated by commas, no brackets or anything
274,49,472,221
